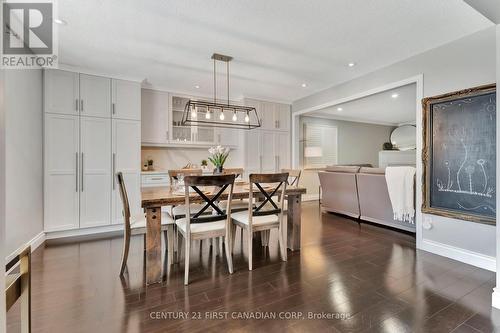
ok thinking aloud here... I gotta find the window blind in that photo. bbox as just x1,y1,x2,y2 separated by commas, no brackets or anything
303,123,338,168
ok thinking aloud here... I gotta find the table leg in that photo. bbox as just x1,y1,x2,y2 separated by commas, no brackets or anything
287,194,302,251
146,206,162,285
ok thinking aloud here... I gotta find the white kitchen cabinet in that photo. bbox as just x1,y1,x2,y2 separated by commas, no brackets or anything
79,74,111,118
44,114,80,231
275,104,290,131
112,119,141,225
275,132,290,170
79,117,112,228
141,89,169,144
44,69,79,115
44,69,141,235
261,131,277,172
112,79,141,120
245,130,290,175
245,129,262,176
261,102,276,130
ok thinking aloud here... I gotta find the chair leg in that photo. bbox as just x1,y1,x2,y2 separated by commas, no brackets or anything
184,236,191,285
278,223,287,262
231,224,237,253
120,231,131,276
174,227,180,264
225,234,234,274
167,225,174,265
248,229,253,271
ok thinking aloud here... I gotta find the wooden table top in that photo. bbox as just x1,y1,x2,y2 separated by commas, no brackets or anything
141,182,306,208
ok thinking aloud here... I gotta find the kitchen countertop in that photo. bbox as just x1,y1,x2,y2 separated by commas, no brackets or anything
141,170,169,175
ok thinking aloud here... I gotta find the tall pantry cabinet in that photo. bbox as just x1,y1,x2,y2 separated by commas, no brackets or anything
44,69,141,233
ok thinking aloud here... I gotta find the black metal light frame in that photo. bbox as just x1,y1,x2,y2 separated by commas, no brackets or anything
181,53,261,130
182,100,261,129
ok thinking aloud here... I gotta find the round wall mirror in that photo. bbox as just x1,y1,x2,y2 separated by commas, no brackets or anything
390,125,416,151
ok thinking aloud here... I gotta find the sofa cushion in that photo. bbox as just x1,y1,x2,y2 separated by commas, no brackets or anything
324,165,360,173
359,167,386,175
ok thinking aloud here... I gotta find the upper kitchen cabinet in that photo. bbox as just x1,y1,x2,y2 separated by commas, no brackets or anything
275,103,290,131
244,98,290,131
79,74,111,118
141,89,169,145
112,79,141,120
44,69,80,115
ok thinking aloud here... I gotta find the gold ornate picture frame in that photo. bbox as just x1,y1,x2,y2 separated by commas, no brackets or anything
422,84,496,225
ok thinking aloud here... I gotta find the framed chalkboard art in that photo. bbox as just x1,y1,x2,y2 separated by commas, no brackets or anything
422,84,496,225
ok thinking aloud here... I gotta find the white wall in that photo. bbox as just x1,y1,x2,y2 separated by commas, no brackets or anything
293,27,497,268
299,116,394,197
5,70,44,256
300,116,394,167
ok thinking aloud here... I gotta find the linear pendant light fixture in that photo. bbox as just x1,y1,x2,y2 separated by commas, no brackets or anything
182,53,261,129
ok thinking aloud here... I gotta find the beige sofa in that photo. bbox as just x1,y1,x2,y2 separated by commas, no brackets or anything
319,166,415,233
318,166,361,218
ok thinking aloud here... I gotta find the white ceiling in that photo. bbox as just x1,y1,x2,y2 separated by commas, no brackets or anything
307,83,416,126
57,0,493,103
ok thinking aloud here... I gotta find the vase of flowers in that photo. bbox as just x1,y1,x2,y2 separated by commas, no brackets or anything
208,145,229,174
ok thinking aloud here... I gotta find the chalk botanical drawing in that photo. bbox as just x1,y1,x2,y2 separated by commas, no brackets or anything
434,97,496,214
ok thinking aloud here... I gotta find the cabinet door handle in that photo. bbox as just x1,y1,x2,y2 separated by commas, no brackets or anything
112,153,116,190
112,103,116,115
166,130,169,141
81,152,84,192
75,99,79,112
75,152,79,192
260,156,262,170
80,99,84,112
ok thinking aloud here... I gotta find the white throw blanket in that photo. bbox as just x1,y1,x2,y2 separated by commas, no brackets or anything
385,166,416,223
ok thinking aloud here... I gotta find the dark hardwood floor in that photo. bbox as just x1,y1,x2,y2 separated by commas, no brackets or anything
7,202,499,332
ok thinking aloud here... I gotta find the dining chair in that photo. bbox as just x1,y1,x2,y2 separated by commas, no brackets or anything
282,169,302,187
175,174,236,285
167,169,206,219
116,172,175,275
231,173,288,270
222,168,244,178
281,169,302,211
220,167,251,212
5,244,31,333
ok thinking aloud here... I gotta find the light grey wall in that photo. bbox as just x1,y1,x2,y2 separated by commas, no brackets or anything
299,116,394,167
5,69,43,256
293,27,497,259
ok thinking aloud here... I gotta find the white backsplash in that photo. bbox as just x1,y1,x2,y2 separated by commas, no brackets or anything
141,147,244,171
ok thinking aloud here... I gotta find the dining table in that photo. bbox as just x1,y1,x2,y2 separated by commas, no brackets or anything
141,181,307,285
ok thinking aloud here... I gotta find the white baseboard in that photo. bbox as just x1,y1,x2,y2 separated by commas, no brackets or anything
420,239,496,272
302,194,319,201
493,288,500,309
45,224,123,240
6,231,46,262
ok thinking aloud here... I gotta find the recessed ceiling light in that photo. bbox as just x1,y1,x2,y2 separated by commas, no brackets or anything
337,107,343,111
391,93,399,99
301,83,307,88
348,62,356,67
54,18,67,25
194,85,200,89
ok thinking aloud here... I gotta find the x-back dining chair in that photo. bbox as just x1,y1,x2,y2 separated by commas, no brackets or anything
282,169,302,187
166,168,206,220
220,167,250,212
116,172,175,275
280,169,302,211
175,174,236,285
231,173,288,270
